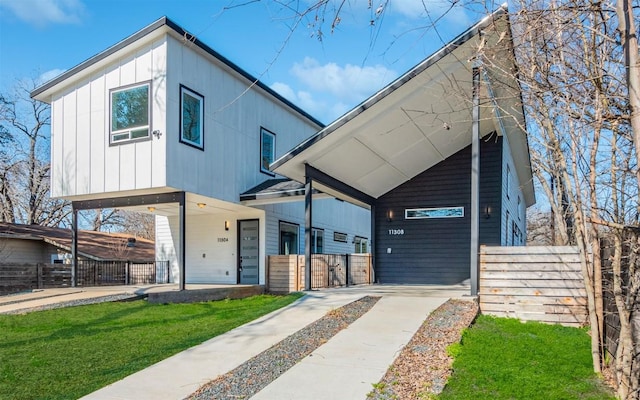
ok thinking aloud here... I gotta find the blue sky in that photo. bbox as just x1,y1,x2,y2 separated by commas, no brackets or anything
0,0,494,123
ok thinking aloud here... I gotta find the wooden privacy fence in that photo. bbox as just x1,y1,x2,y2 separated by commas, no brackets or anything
0,261,170,295
479,246,587,327
267,254,373,293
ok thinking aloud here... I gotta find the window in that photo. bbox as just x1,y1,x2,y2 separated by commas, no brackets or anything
279,221,299,255
312,228,324,253
405,207,464,219
354,236,368,253
505,211,510,245
260,128,276,175
110,82,150,144
333,231,348,243
179,85,204,150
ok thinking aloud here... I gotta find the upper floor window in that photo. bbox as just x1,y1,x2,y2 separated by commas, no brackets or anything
260,127,276,175
110,82,150,144
354,236,368,253
179,85,204,150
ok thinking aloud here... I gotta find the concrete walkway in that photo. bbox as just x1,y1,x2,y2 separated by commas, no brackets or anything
79,284,469,400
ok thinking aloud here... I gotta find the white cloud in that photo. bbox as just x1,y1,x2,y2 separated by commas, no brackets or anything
290,57,396,104
0,0,85,27
271,82,328,121
38,68,65,84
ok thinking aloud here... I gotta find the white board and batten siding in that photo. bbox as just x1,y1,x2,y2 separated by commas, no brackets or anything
50,37,168,199
164,35,320,202
479,246,588,327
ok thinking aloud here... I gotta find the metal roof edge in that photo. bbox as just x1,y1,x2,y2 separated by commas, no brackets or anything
271,4,509,171
30,16,324,128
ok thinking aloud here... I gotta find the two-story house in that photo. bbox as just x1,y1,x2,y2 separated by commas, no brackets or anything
31,17,370,288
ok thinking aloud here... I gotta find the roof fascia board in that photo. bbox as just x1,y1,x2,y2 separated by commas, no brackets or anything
30,17,324,128
271,4,508,171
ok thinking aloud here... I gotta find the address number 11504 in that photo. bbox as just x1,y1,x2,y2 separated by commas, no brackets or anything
388,229,404,235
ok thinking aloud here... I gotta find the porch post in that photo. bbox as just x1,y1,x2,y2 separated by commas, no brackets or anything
178,191,186,291
304,172,313,291
470,63,481,296
370,204,376,283
71,206,78,287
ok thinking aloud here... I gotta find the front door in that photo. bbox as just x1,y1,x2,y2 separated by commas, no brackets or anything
238,219,259,284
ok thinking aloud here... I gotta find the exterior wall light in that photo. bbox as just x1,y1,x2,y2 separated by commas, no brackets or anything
147,206,156,212
197,203,206,208
484,206,491,219
387,210,393,222
224,221,230,231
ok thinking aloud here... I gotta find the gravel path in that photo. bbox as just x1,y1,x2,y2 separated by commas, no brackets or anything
188,295,381,400
0,293,141,314
368,298,479,400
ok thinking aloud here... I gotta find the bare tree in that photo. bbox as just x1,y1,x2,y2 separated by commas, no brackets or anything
0,79,70,227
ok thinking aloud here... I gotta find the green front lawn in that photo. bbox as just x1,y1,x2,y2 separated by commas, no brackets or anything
439,315,615,400
0,293,303,400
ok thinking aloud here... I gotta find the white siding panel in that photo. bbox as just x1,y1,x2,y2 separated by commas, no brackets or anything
155,215,179,283
119,142,136,190
62,90,77,197
50,100,65,198
75,83,91,195
151,39,167,188
118,54,137,86
104,65,121,193
90,75,106,193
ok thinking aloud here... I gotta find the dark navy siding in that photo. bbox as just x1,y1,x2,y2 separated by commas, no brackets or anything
374,134,503,284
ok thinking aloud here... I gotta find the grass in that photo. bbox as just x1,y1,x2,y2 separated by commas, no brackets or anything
0,293,303,400
438,315,615,400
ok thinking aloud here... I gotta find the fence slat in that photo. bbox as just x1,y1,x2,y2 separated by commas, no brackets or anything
480,245,587,327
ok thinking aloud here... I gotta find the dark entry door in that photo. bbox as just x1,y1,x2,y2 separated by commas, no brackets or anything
238,220,259,284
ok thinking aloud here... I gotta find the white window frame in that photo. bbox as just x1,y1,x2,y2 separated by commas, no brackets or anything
311,228,324,254
354,236,368,253
109,81,151,145
260,127,276,175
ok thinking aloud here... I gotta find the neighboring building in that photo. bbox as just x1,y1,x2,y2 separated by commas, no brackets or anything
272,7,535,292
0,222,154,264
31,17,370,287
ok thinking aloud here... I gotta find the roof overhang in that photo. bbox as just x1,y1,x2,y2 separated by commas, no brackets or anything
272,5,534,207
30,17,323,128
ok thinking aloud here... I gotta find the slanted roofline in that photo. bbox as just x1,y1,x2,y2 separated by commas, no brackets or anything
30,16,324,128
270,4,510,172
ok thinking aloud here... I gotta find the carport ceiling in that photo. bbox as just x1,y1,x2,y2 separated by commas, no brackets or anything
272,8,532,204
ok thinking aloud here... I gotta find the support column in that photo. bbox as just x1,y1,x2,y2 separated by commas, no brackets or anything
305,172,313,291
71,207,78,287
470,64,481,296
370,204,376,283
178,191,186,291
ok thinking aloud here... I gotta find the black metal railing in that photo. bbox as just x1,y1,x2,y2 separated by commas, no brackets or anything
309,254,372,289
76,260,170,286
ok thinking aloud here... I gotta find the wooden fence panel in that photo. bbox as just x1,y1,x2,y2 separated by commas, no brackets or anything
480,246,587,327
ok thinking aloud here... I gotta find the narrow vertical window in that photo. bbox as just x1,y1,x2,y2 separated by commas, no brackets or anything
260,127,276,175
179,85,204,150
312,228,324,253
279,221,299,255
110,82,151,144
506,164,511,199
354,236,368,253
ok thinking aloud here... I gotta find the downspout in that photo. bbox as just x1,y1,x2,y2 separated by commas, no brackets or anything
470,62,481,296
304,169,313,290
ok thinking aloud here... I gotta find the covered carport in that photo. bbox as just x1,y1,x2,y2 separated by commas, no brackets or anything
271,6,534,295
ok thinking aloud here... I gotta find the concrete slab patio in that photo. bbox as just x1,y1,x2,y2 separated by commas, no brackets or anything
79,284,469,400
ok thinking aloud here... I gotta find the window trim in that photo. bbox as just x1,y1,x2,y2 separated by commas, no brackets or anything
260,127,276,176
109,81,152,146
179,84,205,150
311,227,324,254
279,220,299,255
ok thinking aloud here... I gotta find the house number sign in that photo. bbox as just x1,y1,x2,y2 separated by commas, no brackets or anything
388,229,405,235
217,237,229,242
